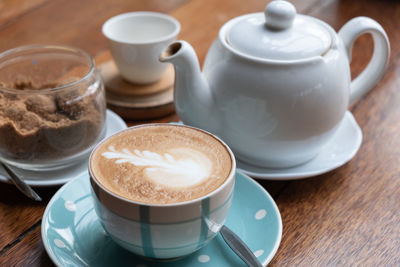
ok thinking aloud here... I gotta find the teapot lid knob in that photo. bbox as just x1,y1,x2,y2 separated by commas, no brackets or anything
227,0,332,60
264,0,296,30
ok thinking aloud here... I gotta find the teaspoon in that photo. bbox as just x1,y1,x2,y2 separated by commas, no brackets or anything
1,162,42,201
220,225,263,267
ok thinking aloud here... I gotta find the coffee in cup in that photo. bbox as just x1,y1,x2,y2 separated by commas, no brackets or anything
89,124,236,259
91,124,232,204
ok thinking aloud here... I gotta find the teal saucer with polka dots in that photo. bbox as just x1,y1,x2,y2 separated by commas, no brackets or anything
41,171,282,267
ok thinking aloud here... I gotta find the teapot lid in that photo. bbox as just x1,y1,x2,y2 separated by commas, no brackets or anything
227,0,332,60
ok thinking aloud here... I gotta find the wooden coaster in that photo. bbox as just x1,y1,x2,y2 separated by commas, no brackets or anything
106,87,174,120
100,60,174,96
99,60,175,120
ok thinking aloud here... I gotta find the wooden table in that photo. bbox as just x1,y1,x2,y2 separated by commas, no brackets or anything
0,0,399,266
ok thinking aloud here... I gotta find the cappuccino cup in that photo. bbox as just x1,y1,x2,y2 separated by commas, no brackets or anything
102,12,180,84
89,124,236,259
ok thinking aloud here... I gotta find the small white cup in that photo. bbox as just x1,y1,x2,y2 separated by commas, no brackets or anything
102,12,180,84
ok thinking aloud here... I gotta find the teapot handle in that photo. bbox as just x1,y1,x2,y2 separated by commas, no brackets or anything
338,17,390,105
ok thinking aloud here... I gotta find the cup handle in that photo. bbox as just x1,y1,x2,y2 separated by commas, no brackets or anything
338,17,390,105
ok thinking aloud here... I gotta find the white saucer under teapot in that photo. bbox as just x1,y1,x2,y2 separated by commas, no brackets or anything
160,0,389,168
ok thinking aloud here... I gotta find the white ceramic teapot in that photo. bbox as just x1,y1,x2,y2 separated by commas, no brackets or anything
160,0,390,168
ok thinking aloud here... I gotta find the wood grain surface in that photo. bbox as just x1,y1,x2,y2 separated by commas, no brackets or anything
0,0,399,266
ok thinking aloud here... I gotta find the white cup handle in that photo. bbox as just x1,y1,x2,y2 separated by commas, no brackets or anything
338,17,390,105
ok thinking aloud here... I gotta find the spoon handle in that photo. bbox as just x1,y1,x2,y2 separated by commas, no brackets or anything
220,225,263,267
1,163,42,202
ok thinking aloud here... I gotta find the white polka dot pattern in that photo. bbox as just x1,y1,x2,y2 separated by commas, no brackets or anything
64,200,76,211
255,209,267,220
198,254,210,263
254,249,264,257
54,238,66,248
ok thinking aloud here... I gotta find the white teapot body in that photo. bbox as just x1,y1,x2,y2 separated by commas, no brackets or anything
202,21,349,167
160,3,389,168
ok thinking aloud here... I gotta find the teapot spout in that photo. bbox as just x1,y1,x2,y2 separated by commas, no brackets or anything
160,41,214,130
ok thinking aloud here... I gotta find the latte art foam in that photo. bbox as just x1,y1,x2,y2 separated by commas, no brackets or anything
101,146,212,188
91,125,232,204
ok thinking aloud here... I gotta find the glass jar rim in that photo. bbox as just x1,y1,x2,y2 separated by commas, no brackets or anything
0,44,95,95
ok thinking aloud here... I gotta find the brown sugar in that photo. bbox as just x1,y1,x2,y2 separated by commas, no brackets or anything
0,80,105,164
